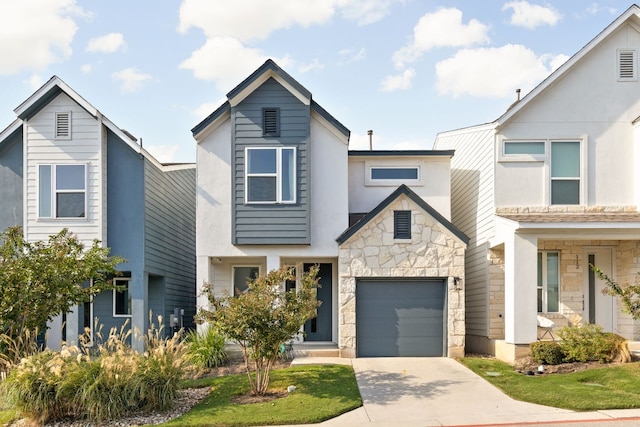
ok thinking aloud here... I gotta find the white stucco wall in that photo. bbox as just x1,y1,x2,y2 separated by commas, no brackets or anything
347,155,452,220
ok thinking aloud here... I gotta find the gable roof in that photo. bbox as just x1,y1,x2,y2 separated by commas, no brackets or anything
335,184,469,245
191,59,350,141
0,76,188,171
496,4,640,128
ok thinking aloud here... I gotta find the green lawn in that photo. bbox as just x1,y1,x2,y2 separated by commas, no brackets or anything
460,357,640,411
0,409,17,426
160,364,362,426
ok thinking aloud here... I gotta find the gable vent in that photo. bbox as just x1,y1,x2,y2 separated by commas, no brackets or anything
263,108,279,136
618,49,636,81
55,111,71,139
394,210,411,239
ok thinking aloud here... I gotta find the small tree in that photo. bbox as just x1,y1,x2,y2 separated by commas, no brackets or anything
592,265,640,318
0,226,124,363
196,265,320,395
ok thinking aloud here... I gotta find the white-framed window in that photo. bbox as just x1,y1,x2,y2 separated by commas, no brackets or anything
617,49,637,81
364,162,422,186
550,141,581,205
38,164,87,218
538,252,560,313
232,266,260,297
54,111,71,140
499,140,546,161
245,147,296,204
113,278,132,317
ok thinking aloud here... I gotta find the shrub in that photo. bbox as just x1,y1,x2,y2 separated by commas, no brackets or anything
1,316,188,424
530,341,565,365
184,326,227,370
558,324,630,363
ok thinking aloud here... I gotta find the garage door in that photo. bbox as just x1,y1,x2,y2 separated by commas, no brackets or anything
356,279,446,357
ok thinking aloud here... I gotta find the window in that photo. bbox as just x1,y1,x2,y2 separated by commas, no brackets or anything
365,162,422,186
233,266,260,297
394,210,411,239
551,141,580,205
55,111,71,139
499,140,546,161
538,252,559,313
113,278,132,317
263,108,279,136
371,167,419,180
245,147,296,203
617,49,637,81
38,164,86,218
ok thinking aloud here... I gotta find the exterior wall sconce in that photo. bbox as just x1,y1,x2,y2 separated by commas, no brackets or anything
453,277,462,291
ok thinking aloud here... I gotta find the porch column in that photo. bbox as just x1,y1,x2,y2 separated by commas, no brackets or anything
196,255,211,333
65,305,79,347
504,232,538,344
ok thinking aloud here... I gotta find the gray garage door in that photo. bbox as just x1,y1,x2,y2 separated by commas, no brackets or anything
356,279,447,357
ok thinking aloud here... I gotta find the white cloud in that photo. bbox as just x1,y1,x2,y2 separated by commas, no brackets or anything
86,32,126,53
380,68,415,92
145,144,181,164
435,44,563,98
503,1,562,29
23,74,45,91
0,0,85,75
193,100,225,120
548,53,570,71
338,0,405,26
112,67,152,92
339,47,366,63
299,58,324,73
81,64,92,73
392,8,490,69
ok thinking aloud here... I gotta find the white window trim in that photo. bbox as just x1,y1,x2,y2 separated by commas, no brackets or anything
364,161,423,186
617,48,637,82
538,251,560,314
498,138,546,162
113,277,132,318
245,146,297,204
54,111,72,140
38,163,88,220
231,265,261,297
82,280,95,347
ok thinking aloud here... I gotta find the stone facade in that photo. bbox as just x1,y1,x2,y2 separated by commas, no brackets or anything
337,195,467,358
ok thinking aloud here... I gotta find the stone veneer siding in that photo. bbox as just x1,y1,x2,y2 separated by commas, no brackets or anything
338,195,466,358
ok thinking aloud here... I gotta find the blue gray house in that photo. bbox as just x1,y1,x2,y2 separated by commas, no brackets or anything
0,76,196,351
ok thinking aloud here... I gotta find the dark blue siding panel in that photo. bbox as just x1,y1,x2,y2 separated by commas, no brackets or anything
232,77,310,245
144,162,196,329
0,130,23,231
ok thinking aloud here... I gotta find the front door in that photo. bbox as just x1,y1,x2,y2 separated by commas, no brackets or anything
304,263,332,341
585,248,616,332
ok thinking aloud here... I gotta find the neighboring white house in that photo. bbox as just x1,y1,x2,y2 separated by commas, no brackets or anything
434,5,640,362
193,60,468,358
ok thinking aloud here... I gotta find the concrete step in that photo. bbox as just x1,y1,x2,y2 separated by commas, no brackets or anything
291,345,340,358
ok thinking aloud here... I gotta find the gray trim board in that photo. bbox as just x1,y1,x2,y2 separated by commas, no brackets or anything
227,59,311,101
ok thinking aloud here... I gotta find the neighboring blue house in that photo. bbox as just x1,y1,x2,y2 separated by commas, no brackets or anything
0,76,196,351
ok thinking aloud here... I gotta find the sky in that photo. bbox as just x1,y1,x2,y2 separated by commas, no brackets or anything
0,0,635,163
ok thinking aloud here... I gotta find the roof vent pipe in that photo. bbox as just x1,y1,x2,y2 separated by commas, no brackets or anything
368,130,373,150
516,88,521,101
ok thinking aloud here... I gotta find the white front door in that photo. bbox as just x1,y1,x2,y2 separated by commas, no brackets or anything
584,248,616,332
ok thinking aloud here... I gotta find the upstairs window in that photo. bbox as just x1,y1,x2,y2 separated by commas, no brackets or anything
551,141,581,205
617,49,637,81
365,163,422,186
245,147,296,204
39,164,87,218
263,108,280,137
55,111,71,139
394,210,411,239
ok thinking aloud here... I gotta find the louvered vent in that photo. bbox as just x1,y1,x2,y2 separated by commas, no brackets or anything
618,50,636,81
55,112,71,139
394,210,411,239
263,108,279,136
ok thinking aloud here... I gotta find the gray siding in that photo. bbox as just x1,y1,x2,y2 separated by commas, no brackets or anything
0,129,23,231
434,125,495,337
232,77,311,245
144,162,196,329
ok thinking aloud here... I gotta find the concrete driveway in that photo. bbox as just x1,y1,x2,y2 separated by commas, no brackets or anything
291,357,640,426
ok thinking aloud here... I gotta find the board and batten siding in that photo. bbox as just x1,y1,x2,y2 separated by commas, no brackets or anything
232,77,310,245
144,161,196,328
0,129,23,231
434,124,495,338
24,93,103,246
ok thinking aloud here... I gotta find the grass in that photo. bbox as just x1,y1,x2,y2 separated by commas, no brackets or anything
460,357,640,411
160,364,362,426
0,409,17,426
